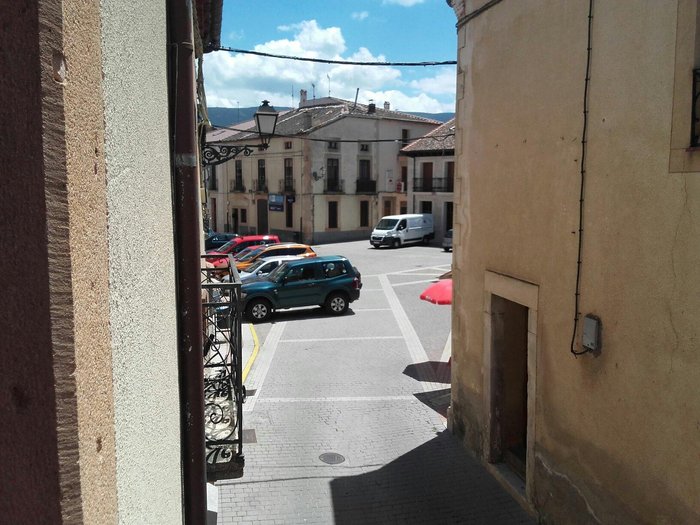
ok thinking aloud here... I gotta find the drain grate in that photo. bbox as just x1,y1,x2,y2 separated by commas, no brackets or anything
319,452,345,465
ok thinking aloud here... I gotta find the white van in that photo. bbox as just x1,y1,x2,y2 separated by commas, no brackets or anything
370,214,435,248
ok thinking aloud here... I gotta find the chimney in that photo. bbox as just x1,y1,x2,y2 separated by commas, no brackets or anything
384,101,390,110
299,89,307,107
368,100,376,114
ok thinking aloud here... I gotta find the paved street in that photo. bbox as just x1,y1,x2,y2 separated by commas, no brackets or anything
218,241,533,524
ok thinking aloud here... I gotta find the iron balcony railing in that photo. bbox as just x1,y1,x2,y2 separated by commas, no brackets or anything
230,180,245,193
279,178,295,193
324,178,344,193
355,179,377,194
412,177,454,193
201,254,245,481
253,179,268,193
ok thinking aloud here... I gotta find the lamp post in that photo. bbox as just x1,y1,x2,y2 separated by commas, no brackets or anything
202,100,279,166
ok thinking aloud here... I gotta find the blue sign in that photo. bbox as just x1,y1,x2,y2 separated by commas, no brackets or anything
269,193,284,212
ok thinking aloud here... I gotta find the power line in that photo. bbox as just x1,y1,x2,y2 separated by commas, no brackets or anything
214,46,456,67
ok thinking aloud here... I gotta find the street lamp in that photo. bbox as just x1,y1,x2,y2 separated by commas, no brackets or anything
202,100,279,166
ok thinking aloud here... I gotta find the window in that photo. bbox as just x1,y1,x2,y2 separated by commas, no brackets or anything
327,158,340,191
422,162,433,191
286,264,316,282
240,208,247,223
257,159,266,191
323,261,347,278
401,129,409,146
401,165,407,187
360,200,369,227
400,201,407,214
445,201,454,231
284,158,294,191
421,201,432,214
235,160,243,191
328,201,338,229
284,141,293,149
446,161,455,192
358,159,371,180
359,143,370,152
208,166,218,190
327,140,339,150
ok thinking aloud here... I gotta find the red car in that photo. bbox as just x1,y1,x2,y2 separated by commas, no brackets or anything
206,234,280,267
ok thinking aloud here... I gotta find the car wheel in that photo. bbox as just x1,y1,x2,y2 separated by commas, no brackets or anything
372,243,380,249
423,236,430,245
325,292,349,315
392,239,401,249
246,298,272,323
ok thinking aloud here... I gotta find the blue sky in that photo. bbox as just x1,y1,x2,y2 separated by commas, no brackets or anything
203,0,457,113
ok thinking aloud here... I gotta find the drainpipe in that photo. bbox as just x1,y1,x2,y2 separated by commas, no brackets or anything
168,0,206,523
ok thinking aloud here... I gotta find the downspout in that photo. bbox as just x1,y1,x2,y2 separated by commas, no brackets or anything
167,0,207,523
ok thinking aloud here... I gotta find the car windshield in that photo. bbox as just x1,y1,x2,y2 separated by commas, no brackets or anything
218,239,238,252
244,258,269,273
375,218,398,230
267,261,290,282
238,246,266,262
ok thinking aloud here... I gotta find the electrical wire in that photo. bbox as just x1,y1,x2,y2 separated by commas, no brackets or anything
213,46,456,67
570,0,594,356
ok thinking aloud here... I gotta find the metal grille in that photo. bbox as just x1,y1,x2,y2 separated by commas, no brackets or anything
201,255,245,481
692,69,700,147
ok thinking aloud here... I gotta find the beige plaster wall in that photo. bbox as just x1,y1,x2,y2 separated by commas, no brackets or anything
451,0,700,522
100,1,183,522
62,0,118,522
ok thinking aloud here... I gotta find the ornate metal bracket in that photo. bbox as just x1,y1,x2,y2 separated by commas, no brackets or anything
202,143,263,166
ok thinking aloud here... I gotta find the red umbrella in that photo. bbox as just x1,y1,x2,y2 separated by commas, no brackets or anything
420,278,452,305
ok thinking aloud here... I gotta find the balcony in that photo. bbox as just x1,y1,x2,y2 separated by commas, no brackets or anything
355,179,377,194
253,179,268,193
324,178,344,193
229,180,245,193
412,177,454,193
279,178,296,193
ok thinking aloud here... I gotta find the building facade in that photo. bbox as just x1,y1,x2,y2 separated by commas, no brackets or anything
206,95,440,244
447,1,700,523
402,118,456,242
1,0,220,522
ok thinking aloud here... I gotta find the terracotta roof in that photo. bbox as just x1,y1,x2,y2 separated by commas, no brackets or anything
196,0,223,53
207,99,441,143
401,118,456,155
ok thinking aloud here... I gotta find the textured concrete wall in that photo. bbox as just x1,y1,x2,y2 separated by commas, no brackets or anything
450,0,700,522
100,1,183,523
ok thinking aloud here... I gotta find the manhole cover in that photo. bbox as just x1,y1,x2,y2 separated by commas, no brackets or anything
319,452,345,465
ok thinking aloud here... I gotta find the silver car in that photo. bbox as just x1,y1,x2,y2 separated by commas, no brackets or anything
442,229,453,252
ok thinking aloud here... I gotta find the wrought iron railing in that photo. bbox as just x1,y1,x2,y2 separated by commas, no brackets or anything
412,177,454,193
201,254,245,481
355,179,377,193
279,178,295,193
692,68,700,147
253,179,268,193
230,180,245,193
324,178,344,193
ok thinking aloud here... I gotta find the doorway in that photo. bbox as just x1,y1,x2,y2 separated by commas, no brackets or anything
257,199,268,234
490,295,528,479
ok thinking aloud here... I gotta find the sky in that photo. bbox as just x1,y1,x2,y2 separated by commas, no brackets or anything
203,0,457,113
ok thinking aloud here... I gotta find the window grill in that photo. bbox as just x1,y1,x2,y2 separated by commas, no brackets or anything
692,69,700,147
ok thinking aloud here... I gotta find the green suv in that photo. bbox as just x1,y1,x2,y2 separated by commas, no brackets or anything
241,255,362,323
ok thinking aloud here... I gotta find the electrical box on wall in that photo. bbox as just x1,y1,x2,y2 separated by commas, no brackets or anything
582,314,601,355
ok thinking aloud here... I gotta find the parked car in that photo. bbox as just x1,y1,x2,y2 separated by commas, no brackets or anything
207,235,280,267
235,243,315,271
370,213,434,248
241,256,362,322
204,232,239,251
239,255,304,282
442,229,453,252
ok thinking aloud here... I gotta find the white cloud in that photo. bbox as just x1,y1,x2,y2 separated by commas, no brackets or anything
382,0,426,6
203,19,454,113
351,11,369,21
408,68,456,95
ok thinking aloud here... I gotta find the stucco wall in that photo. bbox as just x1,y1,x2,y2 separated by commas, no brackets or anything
451,0,700,522
100,1,183,522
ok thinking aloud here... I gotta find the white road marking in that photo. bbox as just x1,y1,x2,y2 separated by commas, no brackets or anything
244,321,286,411
391,278,440,287
379,274,443,392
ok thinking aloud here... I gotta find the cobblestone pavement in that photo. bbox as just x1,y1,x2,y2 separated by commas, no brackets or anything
218,243,535,524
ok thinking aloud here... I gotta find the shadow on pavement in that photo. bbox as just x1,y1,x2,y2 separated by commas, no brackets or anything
414,388,451,418
403,361,451,384
252,306,357,324
330,430,534,524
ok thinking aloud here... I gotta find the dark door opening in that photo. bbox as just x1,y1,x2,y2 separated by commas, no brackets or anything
257,199,268,234
490,295,528,479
